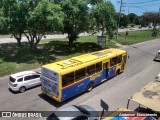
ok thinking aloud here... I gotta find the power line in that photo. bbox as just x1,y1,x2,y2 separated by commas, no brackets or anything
119,0,160,16
125,3,160,7
124,0,160,5
128,6,149,12
134,3,160,7
124,4,160,13
124,6,160,16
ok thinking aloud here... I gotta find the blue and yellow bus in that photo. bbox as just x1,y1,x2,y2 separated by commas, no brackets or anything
40,48,127,102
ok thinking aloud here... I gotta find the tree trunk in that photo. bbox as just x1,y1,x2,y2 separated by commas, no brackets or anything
24,32,41,52
30,44,37,52
28,38,37,52
101,22,104,37
101,30,104,37
68,33,76,46
102,27,104,37
12,33,22,47
17,38,22,47
68,37,74,46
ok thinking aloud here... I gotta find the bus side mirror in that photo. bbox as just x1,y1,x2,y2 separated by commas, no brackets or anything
128,55,130,59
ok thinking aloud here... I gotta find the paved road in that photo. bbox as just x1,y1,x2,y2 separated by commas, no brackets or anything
0,33,88,44
0,34,68,44
0,27,149,44
0,39,160,120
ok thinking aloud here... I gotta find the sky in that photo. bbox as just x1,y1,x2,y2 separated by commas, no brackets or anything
110,0,160,16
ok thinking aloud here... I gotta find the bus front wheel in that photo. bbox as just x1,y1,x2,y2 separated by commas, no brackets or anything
86,83,93,92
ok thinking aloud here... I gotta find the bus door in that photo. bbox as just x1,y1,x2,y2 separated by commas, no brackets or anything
102,62,109,81
107,56,117,78
116,55,123,73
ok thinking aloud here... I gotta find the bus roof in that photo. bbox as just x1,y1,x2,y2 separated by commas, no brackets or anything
43,48,126,75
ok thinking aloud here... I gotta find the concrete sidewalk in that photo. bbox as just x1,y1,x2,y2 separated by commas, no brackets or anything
0,34,67,44
112,40,128,49
0,33,90,44
0,27,149,44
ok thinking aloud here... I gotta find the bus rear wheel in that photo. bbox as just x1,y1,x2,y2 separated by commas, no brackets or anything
86,83,93,92
116,69,120,76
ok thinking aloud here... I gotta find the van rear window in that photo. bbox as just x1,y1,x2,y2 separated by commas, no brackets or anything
10,76,16,82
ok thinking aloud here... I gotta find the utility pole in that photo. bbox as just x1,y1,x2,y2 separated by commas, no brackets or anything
152,6,160,37
116,0,123,39
128,6,129,15
125,5,129,41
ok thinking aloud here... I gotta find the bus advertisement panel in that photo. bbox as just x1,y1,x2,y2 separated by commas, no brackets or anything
41,68,60,100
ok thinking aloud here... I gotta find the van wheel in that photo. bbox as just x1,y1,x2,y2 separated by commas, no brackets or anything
19,87,26,93
86,83,93,92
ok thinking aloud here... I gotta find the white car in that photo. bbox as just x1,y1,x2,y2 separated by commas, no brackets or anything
129,27,134,30
155,73,160,80
8,71,41,93
154,50,160,61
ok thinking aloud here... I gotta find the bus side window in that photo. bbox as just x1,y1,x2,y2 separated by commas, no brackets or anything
86,64,95,76
62,72,74,87
110,57,117,66
103,62,108,69
75,68,86,82
117,55,122,64
96,62,102,72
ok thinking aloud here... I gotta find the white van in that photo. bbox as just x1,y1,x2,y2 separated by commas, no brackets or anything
8,71,41,93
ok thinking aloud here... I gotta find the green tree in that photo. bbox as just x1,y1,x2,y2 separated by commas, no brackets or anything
128,13,138,24
0,8,8,34
88,0,104,5
61,0,89,46
0,1,6,34
24,0,63,51
115,13,129,27
91,1,116,37
0,0,26,46
51,0,62,4
138,15,147,26
143,12,160,27
10,0,27,47
119,14,129,27
134,16,140,25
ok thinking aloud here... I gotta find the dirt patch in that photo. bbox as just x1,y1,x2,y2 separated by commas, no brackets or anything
143,90,158,99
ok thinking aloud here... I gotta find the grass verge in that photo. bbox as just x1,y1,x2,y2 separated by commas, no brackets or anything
113,29,160,45
0,36,116,77
1,29,160,77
